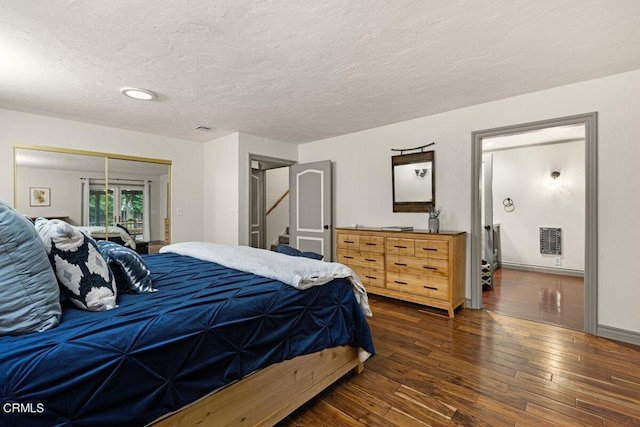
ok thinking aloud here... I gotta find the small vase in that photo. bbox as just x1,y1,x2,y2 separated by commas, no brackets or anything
428,218,439,233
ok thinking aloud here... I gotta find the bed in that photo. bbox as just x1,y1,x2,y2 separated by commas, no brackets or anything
76,225,137,250
0,247,374,426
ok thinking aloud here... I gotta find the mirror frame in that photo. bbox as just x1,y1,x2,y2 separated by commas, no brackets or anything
391,150,435,212
13,144,172,243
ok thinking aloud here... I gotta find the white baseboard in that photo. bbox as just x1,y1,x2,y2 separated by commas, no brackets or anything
499,262,584,277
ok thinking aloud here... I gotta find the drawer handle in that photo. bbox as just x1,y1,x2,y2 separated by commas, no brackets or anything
422,248,437,251
423,286,438,290
394,263,407,266
394,281,407,285
364,242,377,246
365,275,377,280
344,240,355,244
343,256,354,259
394,245,408,249
423,266,437,271
365,258,376,262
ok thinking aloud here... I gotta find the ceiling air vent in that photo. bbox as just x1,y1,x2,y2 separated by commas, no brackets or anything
194,125,214,131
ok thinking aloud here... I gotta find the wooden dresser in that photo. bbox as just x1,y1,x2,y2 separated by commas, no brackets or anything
336,227,466,317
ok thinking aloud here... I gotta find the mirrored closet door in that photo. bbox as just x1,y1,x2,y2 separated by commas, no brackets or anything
14,145,171,253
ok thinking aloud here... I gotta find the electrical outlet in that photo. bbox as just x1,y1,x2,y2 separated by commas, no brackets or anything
554,258,562,266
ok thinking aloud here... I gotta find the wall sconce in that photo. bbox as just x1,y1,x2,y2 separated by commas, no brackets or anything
550,170,561,180
415,168,428,177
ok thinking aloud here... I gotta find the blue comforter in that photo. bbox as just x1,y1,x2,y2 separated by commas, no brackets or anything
0,253,374,426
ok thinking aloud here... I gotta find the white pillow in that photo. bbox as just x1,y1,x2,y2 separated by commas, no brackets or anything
35,218,117,311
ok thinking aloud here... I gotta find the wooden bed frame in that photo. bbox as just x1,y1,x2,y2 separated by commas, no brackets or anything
151,346,363,426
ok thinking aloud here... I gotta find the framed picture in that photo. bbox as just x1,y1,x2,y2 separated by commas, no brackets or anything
30,187,50,207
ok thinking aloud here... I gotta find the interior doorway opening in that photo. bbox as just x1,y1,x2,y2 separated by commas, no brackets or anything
470,113,598,334
479,124,586,330
248,154,295,250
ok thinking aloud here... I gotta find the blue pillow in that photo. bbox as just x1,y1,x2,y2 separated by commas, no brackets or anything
35,218,118,311
0,199,61,335
277,243,323,260
96,240,155,294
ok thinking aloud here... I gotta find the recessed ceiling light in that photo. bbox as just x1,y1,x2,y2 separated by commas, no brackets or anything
121,88,157,101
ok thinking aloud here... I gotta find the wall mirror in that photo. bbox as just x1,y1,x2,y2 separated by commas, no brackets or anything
14,145,171,251
392,150,435,212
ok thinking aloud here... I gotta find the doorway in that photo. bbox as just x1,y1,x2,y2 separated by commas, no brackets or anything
470,113,598,334
248,154,295,250
480,125,586,330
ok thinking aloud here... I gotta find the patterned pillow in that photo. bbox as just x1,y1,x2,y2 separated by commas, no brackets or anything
35,218,117,311
96,240,156,294
0,200,61,335
277,243,323,260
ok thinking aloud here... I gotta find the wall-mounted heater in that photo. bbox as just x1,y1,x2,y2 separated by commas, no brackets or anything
540,227,562,255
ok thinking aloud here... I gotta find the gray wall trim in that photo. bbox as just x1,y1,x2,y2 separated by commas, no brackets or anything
470,112,598,334
499,262,584,277
597,325,640,346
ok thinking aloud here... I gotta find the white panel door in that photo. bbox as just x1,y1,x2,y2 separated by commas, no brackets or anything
289,160,332,261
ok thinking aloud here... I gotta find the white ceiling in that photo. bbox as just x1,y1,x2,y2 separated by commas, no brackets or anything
483,124,585,151
1,1,639,144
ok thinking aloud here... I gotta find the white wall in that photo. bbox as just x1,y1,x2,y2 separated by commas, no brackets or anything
0,109,204,243
299,69,640,334
490,141,585,272
203,133,240,244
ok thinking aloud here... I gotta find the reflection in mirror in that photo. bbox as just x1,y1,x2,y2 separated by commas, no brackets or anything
392,150,435,212
393,161,433,202
14,146,171,253
15,148,106,226
108,158,170,244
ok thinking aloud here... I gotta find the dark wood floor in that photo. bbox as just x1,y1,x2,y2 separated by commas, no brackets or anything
483,268,585,331
280,295,640,426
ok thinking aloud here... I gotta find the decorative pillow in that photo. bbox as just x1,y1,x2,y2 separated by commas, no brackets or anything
96,240,155,294
0,200,61,335
35,218,117,311
277,243,323,260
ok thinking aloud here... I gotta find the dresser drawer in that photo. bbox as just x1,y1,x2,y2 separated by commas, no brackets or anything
386,238,415,256
359,235,385,253
386,272,449,300
337,251,385,270
386,255,449,279
337,234,360,250
350,265,385,289
414,239,449,260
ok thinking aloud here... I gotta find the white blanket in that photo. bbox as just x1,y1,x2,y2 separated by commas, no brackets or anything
77,226,136,249
160,242,372,318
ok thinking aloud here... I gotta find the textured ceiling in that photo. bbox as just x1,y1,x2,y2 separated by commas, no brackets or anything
1,1,639,144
